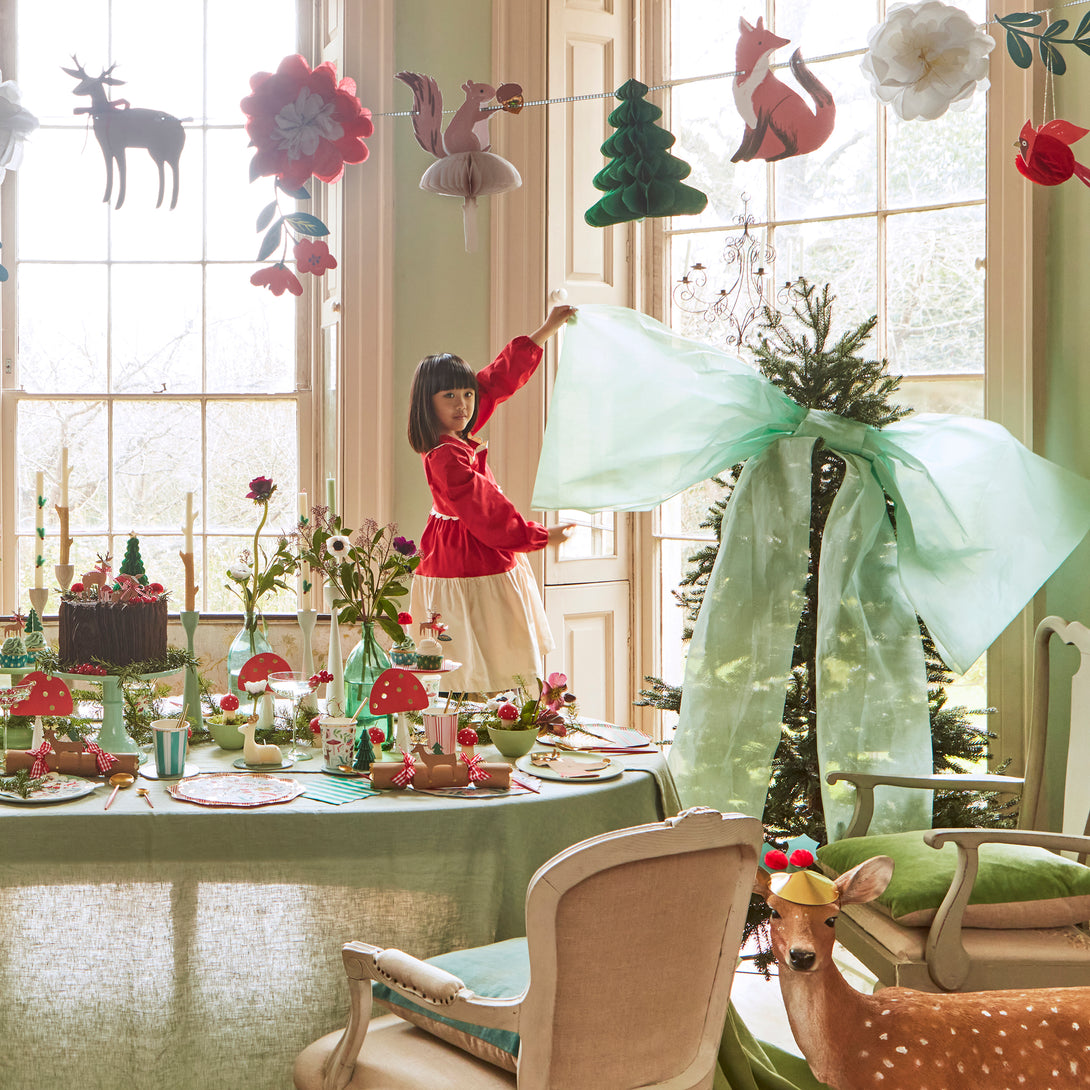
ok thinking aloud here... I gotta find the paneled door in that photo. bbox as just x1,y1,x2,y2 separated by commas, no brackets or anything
542,0,636,727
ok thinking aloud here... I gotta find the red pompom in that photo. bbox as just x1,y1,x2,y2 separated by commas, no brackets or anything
70,582,85,593
368,726,386,744
764,849,789,871
789,848,814,868
147,582,164,594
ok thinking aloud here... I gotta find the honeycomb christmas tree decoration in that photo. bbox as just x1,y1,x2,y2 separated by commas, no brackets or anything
585,78,707,227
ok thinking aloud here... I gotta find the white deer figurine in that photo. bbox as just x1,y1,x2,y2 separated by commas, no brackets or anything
755,856,1090,1090
62,56,185,210
237,716,283,766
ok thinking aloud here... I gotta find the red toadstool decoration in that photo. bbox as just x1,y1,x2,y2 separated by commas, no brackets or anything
12,672,74,750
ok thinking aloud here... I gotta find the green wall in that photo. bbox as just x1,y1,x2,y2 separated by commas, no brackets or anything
391,1,494,543
1040,64,1090,825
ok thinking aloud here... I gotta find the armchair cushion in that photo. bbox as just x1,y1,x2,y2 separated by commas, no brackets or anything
371,937,528,1072
817,831,1090,928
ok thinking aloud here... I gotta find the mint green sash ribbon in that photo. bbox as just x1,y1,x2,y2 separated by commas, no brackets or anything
532,305,1090,837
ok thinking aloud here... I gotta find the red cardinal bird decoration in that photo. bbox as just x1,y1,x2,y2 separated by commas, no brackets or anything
1015,118,1090,187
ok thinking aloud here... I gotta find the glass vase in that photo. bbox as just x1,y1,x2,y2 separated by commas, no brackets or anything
227,611,272,701
344,621,393,749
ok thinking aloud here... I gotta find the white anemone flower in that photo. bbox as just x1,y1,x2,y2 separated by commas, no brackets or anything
0,74,38,181
326,534,353,559
227,564,251,583
861,1,995,121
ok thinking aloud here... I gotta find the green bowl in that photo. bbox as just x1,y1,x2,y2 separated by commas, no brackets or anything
207,717,245,750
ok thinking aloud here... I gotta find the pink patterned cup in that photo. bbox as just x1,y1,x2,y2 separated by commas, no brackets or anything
422,709,459,753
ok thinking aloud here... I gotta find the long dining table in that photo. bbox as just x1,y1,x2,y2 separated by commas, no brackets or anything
0,742,679,1090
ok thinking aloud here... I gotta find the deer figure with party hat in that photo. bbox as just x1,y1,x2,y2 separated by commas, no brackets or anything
755,853,1090,1089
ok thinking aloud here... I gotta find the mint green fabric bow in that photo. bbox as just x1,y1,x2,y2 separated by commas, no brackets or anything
532,305,1090,837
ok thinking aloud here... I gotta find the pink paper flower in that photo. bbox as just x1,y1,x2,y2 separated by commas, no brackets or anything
294,238,337,276
250,262,303,297
241,54,374,189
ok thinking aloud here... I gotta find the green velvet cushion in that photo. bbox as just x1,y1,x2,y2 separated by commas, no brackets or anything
371,937,528,1071
817,831,1090,928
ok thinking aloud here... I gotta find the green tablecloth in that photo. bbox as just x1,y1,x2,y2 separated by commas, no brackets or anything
0,744,676,1090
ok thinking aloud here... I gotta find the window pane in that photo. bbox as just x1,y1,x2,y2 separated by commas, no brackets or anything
19,266,108,392
17,400,110,532
111,265,203,393
205,401,298,532
888,95,986,209
112,401,203,531
17,129,110,260
557,510,616,560
108,136,205,260
659,481,725,538
886,206,985,376
774,56,878,221
205,266,296,393
898,376,983,417
206,129,273,262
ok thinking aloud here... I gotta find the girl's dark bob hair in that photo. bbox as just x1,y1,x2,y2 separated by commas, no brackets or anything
408,352,480,452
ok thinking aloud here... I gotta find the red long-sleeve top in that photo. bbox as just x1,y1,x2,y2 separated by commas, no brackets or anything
416,336,550,578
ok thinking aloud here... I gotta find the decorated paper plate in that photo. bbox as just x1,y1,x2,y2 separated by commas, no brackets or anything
0,773,96,805
515,753,623,783
168,772,304,808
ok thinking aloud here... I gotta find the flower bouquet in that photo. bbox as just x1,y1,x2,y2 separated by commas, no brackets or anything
475,674,578,757
294,508,420,730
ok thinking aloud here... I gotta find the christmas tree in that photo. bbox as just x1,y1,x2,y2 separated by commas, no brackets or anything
637,280,1013,961
585,79,707,228
120,534,148,586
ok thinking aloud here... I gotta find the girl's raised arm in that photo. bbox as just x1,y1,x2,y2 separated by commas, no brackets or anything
529,304,577,347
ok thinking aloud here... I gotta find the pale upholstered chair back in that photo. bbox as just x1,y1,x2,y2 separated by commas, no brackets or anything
515,809,761,1090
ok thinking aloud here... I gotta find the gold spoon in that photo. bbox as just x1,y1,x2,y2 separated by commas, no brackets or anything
136,786,154,808
337,764,362,777
104,771,135,810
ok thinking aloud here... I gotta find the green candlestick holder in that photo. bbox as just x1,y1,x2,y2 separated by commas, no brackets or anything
179,611,204,731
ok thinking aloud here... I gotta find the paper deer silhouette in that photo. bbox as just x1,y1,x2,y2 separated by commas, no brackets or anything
62,57,186,209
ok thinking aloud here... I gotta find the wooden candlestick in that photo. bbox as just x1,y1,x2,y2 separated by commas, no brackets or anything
54,504,72,568
179,550,198,612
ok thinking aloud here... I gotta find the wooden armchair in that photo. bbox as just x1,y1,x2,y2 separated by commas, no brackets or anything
294,808,762,1090
817,615,1090,992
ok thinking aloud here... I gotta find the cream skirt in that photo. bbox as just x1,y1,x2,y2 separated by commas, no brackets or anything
409,554,554,693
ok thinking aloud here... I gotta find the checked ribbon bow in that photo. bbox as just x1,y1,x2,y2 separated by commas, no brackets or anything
29,741,53,778
532,305,1090,837
461,751,490,783
84,741,117,775
391,751,416,788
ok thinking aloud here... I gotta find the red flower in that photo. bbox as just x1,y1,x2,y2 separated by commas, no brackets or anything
250,262,303,297
497,702,519,722
241,54,374,189
789,849,815,868
368,726,386,744
294,238,337,276
763,849,789,872
457,727,479,747
308,669,334,686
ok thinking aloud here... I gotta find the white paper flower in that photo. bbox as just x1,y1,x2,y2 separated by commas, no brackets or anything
861,2,995,121
0,74,38,181
326,534,352,558
227,564,251,583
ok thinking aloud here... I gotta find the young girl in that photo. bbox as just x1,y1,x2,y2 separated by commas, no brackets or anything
407,305,577,694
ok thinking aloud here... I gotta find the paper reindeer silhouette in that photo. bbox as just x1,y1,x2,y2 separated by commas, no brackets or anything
62,56,186,209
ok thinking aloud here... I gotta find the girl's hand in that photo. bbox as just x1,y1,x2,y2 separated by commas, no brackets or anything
546,523,576,546
530,305,577,346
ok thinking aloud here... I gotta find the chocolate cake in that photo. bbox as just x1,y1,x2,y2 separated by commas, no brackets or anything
58,597,168,668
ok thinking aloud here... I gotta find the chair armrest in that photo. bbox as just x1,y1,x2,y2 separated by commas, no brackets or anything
827,771,1023,838
343,941,523,1031
918,827,1090,992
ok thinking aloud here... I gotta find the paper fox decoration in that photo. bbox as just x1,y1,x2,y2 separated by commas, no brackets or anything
730,17,835,163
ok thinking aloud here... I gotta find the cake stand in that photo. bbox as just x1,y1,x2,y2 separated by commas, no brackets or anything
52,667,182,756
